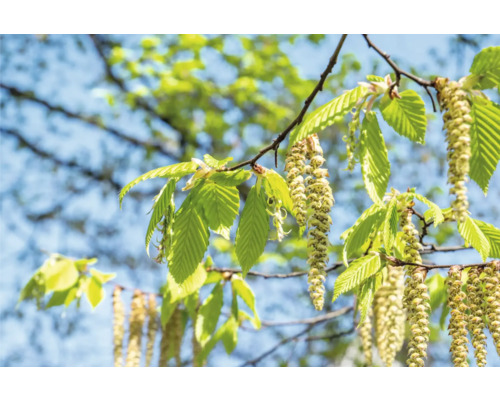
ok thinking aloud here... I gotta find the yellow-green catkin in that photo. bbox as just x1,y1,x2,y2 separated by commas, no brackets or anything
358,308,373,366
158,305,183,367
144,294,158,367
435,78,472,222
467,267,488,367
374,284,389,362
112,286,125,367
285,139,307,227
483,261,500,356
304,134,334,311
125,290,146,367
447,266,469,367
399,206,430,367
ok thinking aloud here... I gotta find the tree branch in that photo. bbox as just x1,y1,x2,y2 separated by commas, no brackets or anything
225,34,348,171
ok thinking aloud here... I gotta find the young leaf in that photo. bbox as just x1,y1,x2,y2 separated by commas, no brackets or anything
198,181,240,240
218,316,239,354
356,271,382,325
231,275,261,329
43,256,79,292
119,161,197,207
86,276,104,308
412,193,444,226
359,112,390,204
168,184,210,285
235,184,270,276
383,197,398,252
469,46,500,90
473,218,500,258
195,283,224,346
46,287,75,309
289,86,368,146
469,97,500,194
167,262,207,302
209,169,252,186
458,216,490,261
343,206,385,265
145,178,178,256
203,154,233,169
380,90,427,144
262,169,293,214
89,268,116,284
333,253,382,302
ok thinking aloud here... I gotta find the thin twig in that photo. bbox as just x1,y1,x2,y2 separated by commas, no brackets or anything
261,306,353,327
225,34,348,172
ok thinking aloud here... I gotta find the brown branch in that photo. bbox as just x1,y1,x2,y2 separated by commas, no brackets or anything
261,306,353,327
362,34,437,112
0,83,177,159
225,34,348,172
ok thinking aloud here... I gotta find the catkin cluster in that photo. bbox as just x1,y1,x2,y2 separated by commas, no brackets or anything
304,135,334,311
159,305,183,367
358,309,373,366
447,266,469,367
374,266,405,367
144,294,158,367
125,290,146,367
399,206,430,367
285,139,308,227
483,261,500,356
112,286,125,367
435,78,472,222
467,267,488,367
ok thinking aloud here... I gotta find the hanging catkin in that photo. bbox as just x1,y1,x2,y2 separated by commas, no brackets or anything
382,266,405,366
435,77,472,222
112,286,125,367
159,305,183,367
125,290,146,367
144,294,158,367
285,139,308,227
467,267,487,367
305,134,334,311
447,266,469,367
358,308,373,366
483,261,500,356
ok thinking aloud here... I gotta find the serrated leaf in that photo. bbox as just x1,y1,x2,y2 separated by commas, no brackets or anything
289,86,368,146
235,184,270,276
333,253,382,302
356,271,382,325
231,275,261,329
359,112,390,203
473,218,500,258
458,216,490,261
380,90,427,144
203,154,233,169
167,262,207,302
469,46,500,90
198,181,239,240
412,193,444,226
119,161,197,207
195,283,224,346
262,169,293,214
209,169,252,186
383,197,398,251
343,206,385,265
168,184,210,285
43,256,79,292
89,268,116,284
469,98,500,194
366,75,385,82
145,178,177,256
183,292,199,321
86,276,104,308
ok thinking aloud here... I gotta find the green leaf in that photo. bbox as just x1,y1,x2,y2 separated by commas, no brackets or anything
119,161,197,207
458,216,490,261
86,276,104,308
203,154,233,169
426,273,447,311
209,169,252,186
469,46,500,90
289,86,368,146
262,169,293,214
366,75,385,82
198,181,240,240
167,262,207,302
218,316,239,354
383,197,398,252
412,193,444,226
359,112,390,203
43,256,79,292
356,272,382,325
469,97,500,194
380,90,427,144
168,184,210,285
145,178,177,256
231,275,261,329
235,184,270,276
473,218,500,258
195,283,224,346
46,287,75,309
160,296,179,328
184,292,199,321
343,205,385,265
333,253,382,302
89,268,116,284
